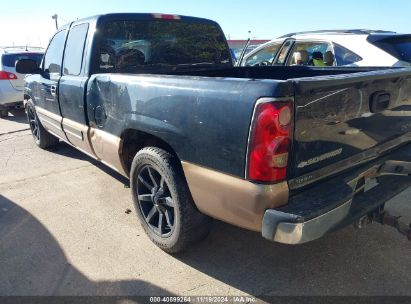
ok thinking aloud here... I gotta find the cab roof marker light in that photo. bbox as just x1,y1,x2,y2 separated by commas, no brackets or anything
152,14,181,20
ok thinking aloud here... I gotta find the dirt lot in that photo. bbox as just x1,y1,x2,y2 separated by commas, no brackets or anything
1,109,411,298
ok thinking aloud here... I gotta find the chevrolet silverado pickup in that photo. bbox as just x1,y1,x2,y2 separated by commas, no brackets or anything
17,13,411,253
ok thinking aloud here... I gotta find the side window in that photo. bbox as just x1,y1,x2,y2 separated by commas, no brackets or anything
334,43,362,66
43,30,66,74
244,44,280,66
274,40,293,65
287,41,334,66
63,23,89,76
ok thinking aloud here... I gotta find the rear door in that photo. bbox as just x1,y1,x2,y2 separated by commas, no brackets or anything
59,22,95,156
289,69,411,189
286,40,334,66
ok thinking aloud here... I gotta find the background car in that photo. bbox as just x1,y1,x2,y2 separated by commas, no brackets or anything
239,29,411,68
0,47,44,117
227,39,269,64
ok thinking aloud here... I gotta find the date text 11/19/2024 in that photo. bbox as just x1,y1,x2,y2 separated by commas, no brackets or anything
149,296,258,303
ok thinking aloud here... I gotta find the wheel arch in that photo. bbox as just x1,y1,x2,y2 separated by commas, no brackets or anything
23,94,33,110
120,128,181,176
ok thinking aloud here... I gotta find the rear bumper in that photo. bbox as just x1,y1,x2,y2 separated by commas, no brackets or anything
0,81,23,106
262,145,411,244
264,200,352,244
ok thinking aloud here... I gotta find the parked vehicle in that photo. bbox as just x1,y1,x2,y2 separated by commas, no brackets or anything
227,40,269,62
239,30,411,68
17,14,411,253
0,47,44,117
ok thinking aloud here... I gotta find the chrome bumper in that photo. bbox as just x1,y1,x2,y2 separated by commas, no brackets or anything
262,199,352,244
262,149,411,245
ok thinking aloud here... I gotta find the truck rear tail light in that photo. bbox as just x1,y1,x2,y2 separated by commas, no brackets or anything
0,71,18,80
247,99,293,183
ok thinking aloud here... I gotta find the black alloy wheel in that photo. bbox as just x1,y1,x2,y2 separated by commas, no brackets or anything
27,105,40,142
130,147,212,253
136,165,176,237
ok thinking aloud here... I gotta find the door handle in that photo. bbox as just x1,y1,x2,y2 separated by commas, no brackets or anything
50,85,57,96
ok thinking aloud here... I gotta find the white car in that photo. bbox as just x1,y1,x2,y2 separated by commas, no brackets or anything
0,47,44,117
239,30,411,68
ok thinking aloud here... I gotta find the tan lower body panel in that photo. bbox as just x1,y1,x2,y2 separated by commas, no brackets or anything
35,106,126,177
36,107,67,140
62,118,95,156
89,127,127,176
181,162,289,232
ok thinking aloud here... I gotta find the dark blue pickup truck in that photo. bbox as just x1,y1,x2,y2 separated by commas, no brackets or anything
17,13,411,252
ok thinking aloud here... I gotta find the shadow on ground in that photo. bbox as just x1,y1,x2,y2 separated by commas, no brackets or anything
3,139,410,297
2,108,27,125
175,213,411,296
0,195,171,296
50,141,129,186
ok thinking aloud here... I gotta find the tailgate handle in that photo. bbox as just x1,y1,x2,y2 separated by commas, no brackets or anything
370,91,390,113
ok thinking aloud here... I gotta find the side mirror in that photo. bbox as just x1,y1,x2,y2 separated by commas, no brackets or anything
16,59,41,74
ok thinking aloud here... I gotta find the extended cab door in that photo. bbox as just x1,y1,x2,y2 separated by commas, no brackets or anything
34,30,67,139
59,22,96,156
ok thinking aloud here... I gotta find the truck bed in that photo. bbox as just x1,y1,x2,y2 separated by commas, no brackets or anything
90,65,411,189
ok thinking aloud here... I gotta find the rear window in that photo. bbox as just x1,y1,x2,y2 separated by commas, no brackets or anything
95,19,231,73
333,43,363,65
369,35,411,62
1,53,43,68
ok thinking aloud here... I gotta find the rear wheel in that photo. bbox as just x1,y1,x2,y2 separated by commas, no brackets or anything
130,147,211,253
26,102,59,149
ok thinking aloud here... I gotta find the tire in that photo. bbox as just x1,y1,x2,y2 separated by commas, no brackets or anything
26,101,59,149
130,147,211,253
0,108,8,118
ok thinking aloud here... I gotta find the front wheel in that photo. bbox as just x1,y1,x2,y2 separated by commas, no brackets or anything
130,147,211,253
26,101,59,149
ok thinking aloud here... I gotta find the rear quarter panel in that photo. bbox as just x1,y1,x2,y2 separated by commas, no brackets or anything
86,73,293,177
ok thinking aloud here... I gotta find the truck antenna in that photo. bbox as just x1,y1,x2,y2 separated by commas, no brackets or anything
52,14,58,30
236,31,251,67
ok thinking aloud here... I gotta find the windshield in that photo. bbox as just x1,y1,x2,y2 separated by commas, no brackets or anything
370,35,411,62
1,53,43,68
96,19,231,73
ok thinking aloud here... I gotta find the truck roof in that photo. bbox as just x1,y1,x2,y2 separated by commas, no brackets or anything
0,46,45,54
71,13,219,27
279,29,396,38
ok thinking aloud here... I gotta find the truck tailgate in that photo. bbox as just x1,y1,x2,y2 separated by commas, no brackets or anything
290,68,411,189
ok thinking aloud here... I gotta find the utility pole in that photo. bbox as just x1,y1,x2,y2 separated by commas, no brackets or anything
52,14,58,30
